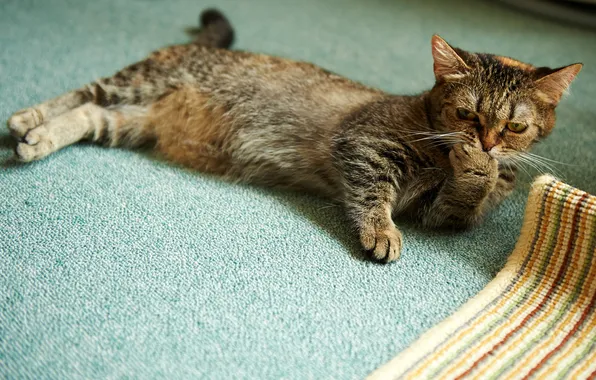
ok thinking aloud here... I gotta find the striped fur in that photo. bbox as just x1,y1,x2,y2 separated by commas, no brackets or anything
5,13,581,262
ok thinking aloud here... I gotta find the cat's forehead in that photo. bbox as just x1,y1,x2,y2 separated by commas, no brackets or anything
477,88,526,118
455,81,534,120
474,54,535,91
453,54,536,118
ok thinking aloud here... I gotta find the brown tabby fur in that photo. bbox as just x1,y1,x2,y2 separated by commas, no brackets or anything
7,10,582,262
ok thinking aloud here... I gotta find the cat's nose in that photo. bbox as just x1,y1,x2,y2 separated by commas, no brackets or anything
480,130,500,152
481,139,498,152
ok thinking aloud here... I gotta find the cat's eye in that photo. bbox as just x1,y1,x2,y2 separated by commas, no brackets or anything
456,108,479,122
507,122,527,133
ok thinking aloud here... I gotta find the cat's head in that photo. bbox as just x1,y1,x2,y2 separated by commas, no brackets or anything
428,35,582,164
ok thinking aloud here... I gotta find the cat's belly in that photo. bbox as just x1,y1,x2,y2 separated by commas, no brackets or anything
148,85,345,197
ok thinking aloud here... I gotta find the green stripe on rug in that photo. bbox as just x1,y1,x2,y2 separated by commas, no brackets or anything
369,175,596,379
424,181,570,379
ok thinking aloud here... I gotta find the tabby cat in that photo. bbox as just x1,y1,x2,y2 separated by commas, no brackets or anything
7,10,581,262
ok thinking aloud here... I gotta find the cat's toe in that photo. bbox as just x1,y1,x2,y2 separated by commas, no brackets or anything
7,108,43,138
24,127,48,145
16,143,37,162
361,226,403,263
16,127,54,162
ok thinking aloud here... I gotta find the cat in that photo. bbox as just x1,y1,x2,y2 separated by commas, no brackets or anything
6,9,582,262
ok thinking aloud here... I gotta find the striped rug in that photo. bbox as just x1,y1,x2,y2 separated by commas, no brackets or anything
369,175,596,380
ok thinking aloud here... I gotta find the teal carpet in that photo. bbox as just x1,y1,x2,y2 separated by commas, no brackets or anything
1,0,595,378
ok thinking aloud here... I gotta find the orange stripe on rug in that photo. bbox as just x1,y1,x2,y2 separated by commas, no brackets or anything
405,181,564,379
368,175,596,380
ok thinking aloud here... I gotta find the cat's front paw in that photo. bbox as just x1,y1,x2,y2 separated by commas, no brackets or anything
360,222,403,263
449,144,498,195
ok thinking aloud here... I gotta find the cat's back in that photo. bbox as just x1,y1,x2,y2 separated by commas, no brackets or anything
157,44,382,111
146,44,383,196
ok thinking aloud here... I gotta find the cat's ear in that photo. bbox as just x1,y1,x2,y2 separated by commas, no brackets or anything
431,35,470,82
534,63,582,105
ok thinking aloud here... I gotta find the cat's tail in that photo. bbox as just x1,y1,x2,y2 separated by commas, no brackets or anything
186,9,235,49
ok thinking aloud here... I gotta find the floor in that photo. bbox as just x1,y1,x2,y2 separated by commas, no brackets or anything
1,0,595,378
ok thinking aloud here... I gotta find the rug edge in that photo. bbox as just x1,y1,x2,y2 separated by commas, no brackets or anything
366,174,557,380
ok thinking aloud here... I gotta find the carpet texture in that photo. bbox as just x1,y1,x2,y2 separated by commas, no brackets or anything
369,175,596,379
1,0,595,378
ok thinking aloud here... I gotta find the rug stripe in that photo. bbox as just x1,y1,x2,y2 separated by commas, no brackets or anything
524,274,596,379
571,339,596,379
477,194,596,379
368,176,596,380
392,180,557,380
436,186,577,379
414,181,564,379
503,202,596,378
508,198,596,378
448,191,586,379
535,292,596,379
553,228,596,379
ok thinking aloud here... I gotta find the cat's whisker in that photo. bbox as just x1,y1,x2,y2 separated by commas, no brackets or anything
522,154,570,179
401,131,436,136
410,132,465,144
524,151,574,166
421,139,458,148
419,135,464,142
401,128,462,135
515,155,541,173
513,153,564,180
513,159,534,180
516,152,565,178
519,166,533,180
528,159,559,175
426,140,465,149
317,203,339,211
524,159,543,174
401,128,464,135
398,125,434,135
403,131,455,139
437,137,467,145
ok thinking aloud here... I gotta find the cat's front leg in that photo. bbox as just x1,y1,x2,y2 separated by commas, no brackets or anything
423,144,498,227
344,179,403,262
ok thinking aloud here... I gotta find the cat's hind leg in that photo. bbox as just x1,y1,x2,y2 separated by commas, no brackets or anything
15,103,151,162
7,87,96,138
7,59,167,140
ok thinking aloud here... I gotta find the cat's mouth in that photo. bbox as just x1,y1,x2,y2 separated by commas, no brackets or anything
488,150,519,165
486,149,509,162
467,140,509,162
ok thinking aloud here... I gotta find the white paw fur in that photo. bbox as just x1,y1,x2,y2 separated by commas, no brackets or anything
7,108,43,138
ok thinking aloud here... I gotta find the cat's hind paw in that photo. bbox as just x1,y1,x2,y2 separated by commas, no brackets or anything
15,126,55,162
7,108,44,138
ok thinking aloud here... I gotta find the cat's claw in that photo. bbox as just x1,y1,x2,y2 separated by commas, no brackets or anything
361,224,403,263
7,108,43,138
